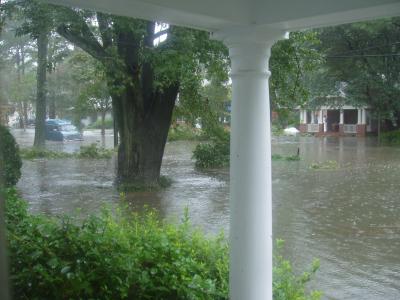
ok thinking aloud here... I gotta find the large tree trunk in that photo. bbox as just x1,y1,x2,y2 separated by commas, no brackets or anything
48,97,56,119
113,112,118,147
16,47,25,130
48,68,56,119
377,112,381,144
57,18,178,187
33,31,49,148
114,84,178,187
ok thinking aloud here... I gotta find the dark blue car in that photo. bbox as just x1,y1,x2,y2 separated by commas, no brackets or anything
45,119,83,141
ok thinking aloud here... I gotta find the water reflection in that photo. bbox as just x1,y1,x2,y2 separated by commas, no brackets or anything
13,129,400,300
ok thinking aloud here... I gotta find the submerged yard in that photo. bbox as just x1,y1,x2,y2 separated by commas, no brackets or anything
11,129,400,300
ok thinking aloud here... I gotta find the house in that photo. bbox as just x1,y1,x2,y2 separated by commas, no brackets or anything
298,96,376,136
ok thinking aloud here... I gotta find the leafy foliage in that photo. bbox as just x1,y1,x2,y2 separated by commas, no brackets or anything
76,143,114,159
193,130,230,169
0,125,22,187
309,160,339,170
20,143,114,160
193,132,301,168
270,31,323,110
272,154,301,161
318,18,400,126
274,239,321,300
381,130,400,145
5,188,321,300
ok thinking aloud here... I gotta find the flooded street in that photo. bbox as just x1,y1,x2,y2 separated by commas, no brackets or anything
12,129,400,300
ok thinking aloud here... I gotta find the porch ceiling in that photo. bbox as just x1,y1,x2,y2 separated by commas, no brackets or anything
46,0,400,32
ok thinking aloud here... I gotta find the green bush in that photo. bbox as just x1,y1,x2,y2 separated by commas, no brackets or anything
86,119,114,130
5,189,321,300
76,143,114,159
0,125,22,187
381,130,400,145
193,140,230,169
193,133,300,169
20,148,74,159
309,160,338,170
20,144,114,160
272,154,301,161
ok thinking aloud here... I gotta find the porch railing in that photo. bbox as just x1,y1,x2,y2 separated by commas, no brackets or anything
343,124,357,133
307,124,320,133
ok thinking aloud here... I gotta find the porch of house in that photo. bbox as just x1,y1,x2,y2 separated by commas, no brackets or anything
299,106,371,137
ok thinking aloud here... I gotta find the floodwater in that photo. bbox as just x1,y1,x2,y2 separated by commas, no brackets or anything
12,128,400,300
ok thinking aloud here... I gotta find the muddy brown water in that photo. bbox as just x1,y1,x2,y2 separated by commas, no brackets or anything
12,129,400,299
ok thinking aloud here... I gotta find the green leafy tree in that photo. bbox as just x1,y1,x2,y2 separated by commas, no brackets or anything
318,18,400,139
270,31,323,111
47,33,72,119
68,51,111,135
4,0,59,147
0,20,36,128
55,8,228,187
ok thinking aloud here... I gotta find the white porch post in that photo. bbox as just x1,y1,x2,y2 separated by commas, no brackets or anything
310,111,315,124
319,110,323,124
304,110,308,124
340,109,344,124
300,110,304,123
362,108,366,124
357,109,362,124
215,29,285,300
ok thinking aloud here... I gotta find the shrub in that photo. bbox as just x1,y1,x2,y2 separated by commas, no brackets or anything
381,130,400,145
0,125,22,187
5,189,321,300
309,160,338,170
20,148,74,159
272,154,301,161
76,143,114,159
274,239,321,300
20,144,114,160
193,140,230,169
193,134,300,169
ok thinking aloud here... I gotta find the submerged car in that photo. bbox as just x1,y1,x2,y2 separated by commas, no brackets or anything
45,119,83,141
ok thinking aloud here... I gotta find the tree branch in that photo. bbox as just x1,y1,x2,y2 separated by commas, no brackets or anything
57,23,108,63
96,12,113,49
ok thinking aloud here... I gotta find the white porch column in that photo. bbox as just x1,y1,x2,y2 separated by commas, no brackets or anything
362,108,367,124
357,109,362,124
319,110,323,124
340,109,344,124
310,111,315,124
304,110,308,124
300,110,304,123
215,29,286,300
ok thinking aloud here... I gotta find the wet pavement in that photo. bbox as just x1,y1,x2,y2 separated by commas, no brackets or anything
12,128,400,300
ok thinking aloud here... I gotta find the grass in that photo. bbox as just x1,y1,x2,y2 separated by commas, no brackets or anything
272,154,301,161
309,160,339,170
